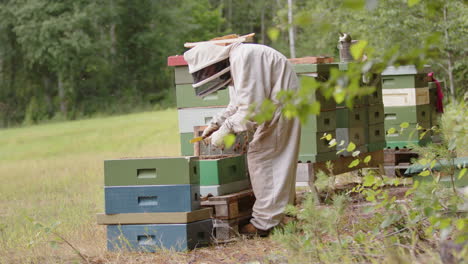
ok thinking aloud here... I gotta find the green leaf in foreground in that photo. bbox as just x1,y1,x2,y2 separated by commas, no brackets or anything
458,168,467,180
364,155,372,164
350,40,368,60
223,134,236,148
348,159,360,168
343,0,365,10
387,127,396,135
408,0,420,7
400,122,410,129
419,170,431,177
347,142,356,152
267,28,280,42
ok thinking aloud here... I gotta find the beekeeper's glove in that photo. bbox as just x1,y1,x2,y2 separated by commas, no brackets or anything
201,123,220,138
210,125,231,148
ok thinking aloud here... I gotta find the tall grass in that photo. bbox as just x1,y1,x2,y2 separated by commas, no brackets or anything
0,109,180,263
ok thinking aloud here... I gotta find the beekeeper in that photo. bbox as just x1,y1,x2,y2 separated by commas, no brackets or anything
184,42,301,235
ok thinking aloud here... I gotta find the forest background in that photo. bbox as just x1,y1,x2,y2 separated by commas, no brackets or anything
0,0,466,128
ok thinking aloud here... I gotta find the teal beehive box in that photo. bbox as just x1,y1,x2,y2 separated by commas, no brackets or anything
199,155,248,186
104,157,199,186
107,219,213,252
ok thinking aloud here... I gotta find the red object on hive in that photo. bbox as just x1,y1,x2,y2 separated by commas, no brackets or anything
428,72,444,113
167,55,188,66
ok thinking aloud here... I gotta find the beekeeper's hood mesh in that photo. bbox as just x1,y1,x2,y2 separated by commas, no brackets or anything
184,42,240,96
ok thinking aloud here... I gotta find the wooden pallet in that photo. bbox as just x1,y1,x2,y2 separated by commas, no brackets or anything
383,148,419,165
201,189,255,220
383,165,411,177
212,215,252,242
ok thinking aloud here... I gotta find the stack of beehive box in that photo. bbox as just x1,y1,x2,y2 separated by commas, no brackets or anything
292,62,338,163
168,56,251,197
334,63,386,156
365,74,386,152
381,66,433,148
169,56,230,156
97,157,213,252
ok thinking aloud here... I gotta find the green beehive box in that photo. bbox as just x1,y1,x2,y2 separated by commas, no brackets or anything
104,157,200,186
297,76,336,110
199,155,248,186
293,63,338,74
368,83,383,105
384,105,431,125
302,110,336,132
385,121,432,142
298,151,337,163
299,130,336,157
381,65,428,89
337,96,368,107
336,127,367,146
367,141,386,152
180,132,194,156
381,74,427,89
368,104,385,125
386,139,432,149
176,84,230,108
367,123,386,143
174,66,193,85
336,107,368,128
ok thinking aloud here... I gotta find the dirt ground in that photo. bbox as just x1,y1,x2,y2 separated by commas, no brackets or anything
81,184,411,264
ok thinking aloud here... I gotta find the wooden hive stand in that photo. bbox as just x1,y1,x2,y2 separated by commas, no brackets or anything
383,148,419,177
201,189,255,242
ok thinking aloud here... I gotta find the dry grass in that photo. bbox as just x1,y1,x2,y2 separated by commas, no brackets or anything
0,109,286,264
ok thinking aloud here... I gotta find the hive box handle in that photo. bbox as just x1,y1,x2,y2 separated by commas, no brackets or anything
138,196,158,206
137,168,157,179
137,235,156,245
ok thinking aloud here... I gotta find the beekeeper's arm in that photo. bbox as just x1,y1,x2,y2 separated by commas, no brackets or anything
202,86,238,138
211,50,266,145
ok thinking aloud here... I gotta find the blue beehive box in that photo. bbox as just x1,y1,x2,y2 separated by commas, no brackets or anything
105,185,201,214
107,219,213,252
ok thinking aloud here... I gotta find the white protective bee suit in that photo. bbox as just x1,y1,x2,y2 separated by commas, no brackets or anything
184,42,301,230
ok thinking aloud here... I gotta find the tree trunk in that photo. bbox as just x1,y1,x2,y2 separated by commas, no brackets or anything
57,73,67,116
0,54,3,82
261,1,265,44
288,0,296,58
42,75,54,117
228,0,232,30
443,5,456,102
110,0,117,58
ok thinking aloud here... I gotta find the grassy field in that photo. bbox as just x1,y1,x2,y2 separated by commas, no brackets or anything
0,109,282,264
0,110,182,262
